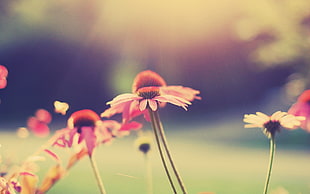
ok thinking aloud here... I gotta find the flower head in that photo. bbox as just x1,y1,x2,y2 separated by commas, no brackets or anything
54,109,141,156
101,70,200,122
0,65,8,89
288,89,310,132
243,111,305,138
132,70,166,93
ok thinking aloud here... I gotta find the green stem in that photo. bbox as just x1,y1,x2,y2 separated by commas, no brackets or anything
89,155,107,194
263,135,276,194
153,110,188,194
149,109,177,194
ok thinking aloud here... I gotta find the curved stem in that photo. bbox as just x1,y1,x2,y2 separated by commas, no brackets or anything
148,109,177,194
263,135,276,194
153,111,188,194
89,155,107,194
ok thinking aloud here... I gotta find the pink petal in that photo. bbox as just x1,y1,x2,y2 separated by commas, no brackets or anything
80,127,97,156
148,99,158,111
44,149,60,162
154,95,190,110
0,78,7,89
107,93,141,107
119,121,142,131
288,102,310,131
139,99,148,111
20,172,35,177
0,65,8,78
160,85,201,101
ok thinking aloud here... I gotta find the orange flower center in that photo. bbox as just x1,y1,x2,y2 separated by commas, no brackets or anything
68,109,100,133
137,87,160,99
132,70,166,93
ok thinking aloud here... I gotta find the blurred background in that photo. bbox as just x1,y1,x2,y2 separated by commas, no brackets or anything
0,0,310,193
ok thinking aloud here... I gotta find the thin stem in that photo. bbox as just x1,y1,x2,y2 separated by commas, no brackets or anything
89,155,107,194
263,135,276,194
153,110,188,194
148,109,177,194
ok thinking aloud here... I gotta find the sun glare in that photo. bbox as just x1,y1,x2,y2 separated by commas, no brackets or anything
93,0,239,50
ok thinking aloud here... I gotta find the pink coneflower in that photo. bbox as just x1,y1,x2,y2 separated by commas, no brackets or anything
102,70,199,193
101,70,200,122
54,109,141,156
53,109,141,194
288,89,310,132
0,65,8,89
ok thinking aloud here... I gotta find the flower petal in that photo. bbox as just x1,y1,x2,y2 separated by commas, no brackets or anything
81,127,97,156
148,99,158,111
139,99,148,111
160,86,201,101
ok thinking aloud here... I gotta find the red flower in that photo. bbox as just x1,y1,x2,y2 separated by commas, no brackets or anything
288,89,310,132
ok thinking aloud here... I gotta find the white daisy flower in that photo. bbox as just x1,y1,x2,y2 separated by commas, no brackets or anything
243,111,305,137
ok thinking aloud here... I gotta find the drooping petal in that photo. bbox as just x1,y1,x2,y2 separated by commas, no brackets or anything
160,85,201,101
107,93,142,107
80,127,97,156
44,149,61,163
66,148,88,170
20,173,38,194
139,99,148,111
119,121,142,131
154,95,191,110
148,99,158,111
37,165,65,194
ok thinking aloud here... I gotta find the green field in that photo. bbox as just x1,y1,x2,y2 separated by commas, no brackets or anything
0,119,309,194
